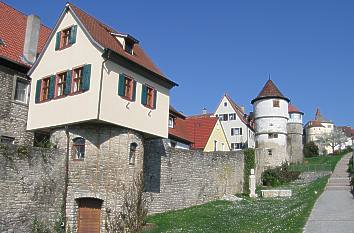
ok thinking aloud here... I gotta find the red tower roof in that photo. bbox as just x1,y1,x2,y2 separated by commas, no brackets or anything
251,80,289,104
288,104,303,114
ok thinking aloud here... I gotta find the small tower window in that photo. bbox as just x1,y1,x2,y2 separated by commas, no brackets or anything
129,143,138,165
273,100,280,108
72,137,85,160
268,149,272,155
224,102,227,107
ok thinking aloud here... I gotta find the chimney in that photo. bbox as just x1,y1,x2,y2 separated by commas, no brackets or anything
23,15,41,64
202,107,207,115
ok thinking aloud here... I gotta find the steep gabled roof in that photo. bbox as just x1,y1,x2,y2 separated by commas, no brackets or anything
183,115,218,150
251,79,290,104
224,94,255,131
0,2,51,67
288,104,303,115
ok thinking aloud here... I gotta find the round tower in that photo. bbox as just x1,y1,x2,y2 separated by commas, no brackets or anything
251,80,290,167
287,104,304,163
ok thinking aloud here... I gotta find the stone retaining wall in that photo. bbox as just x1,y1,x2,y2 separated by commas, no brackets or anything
144,139,244,214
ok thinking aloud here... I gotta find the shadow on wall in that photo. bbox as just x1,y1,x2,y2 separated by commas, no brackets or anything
143,139,163,193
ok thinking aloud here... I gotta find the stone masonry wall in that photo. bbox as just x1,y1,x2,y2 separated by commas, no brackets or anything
0,143,65,233
144,139,244,214
0,64,33,145
51,124,144,233
287,123,304,164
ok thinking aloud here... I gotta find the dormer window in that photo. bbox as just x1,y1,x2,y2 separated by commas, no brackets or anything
125,41,134,54
168,117,174,128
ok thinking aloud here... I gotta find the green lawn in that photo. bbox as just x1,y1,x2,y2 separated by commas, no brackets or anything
289,154,344,172
144,176,329,233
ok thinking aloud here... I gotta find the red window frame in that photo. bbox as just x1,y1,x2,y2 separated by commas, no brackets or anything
145,85,155,109
72,66,84,94
40,77,50,102
55,71,67,98
60,27,72,49
123,75,134,100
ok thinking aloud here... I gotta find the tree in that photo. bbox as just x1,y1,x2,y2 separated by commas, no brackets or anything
303,141,319,157
316,127,347,155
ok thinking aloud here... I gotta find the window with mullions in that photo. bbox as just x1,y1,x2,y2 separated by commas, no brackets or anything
56,72,66,97
14,78,29,103
73,67,83,93
72,137,85,160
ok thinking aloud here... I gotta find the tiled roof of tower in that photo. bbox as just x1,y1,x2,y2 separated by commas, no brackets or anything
288,104,303,114
183,115,218,150
0,2,51,67
308,120,325,128
68,3,166,79
251,80,290,104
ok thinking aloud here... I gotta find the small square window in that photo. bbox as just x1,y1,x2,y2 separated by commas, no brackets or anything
125,41,134,54
61,28,72,48
0,136,15,144
168,117,174,128
268,133,278,139
224,102,227,107
14,79,29,103
229,113,236,120
268,149,272,155
273,100,280,108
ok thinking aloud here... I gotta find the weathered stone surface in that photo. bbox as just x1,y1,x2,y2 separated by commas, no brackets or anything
287,123,304,164
0,143,65,233
0,64,33,145
144,139,244,214
261,189,292,198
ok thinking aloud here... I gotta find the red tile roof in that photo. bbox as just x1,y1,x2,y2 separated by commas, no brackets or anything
169,117,192,143
68,3,165,78
183,115,218,150
0,2,51,66
308,120,325,128
288,104,303,114
251,80,289,104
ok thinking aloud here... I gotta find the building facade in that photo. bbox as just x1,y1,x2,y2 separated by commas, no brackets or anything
26,3,176,232
214,94,255,150
0,2,50,145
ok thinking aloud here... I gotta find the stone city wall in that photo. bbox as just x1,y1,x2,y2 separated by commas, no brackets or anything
144,139,244,214
0,143,65,233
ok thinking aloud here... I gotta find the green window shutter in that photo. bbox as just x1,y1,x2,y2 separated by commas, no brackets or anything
55,31,61,50
132,80,137,101
35,79,42,103
48,75,56,99
118,74,126,96
64,70,72,95
153,90,157,109
141,85,147,105
81,64,91,92
69,25,77,44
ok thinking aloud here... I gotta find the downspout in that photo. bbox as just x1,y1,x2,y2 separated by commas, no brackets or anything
63,125,70,231
97,49,110,119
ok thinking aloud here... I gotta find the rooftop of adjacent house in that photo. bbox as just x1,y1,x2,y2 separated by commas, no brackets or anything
168,106,192,144
169,106,186,120
251,79,290,104
337,126,353,138
66,3,176,87
224,94,255,130
0,1,51,67
183,115,219,150
288,104,304,114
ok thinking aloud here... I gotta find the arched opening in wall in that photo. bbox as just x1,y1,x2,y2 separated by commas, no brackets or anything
72,137,85,160
77,198,103,233
129,142,138,165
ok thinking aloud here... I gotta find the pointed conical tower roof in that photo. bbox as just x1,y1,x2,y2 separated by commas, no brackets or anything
314,108,331,123
251,80,290,104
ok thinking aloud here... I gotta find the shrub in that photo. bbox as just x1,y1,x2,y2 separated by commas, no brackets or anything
303,142,319,157
243,148,255,194
262,163,300,187
31,218,50,233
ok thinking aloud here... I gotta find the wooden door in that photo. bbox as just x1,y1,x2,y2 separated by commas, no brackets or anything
77,198,102,233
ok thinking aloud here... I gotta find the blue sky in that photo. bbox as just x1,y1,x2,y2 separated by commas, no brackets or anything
6,0,354,126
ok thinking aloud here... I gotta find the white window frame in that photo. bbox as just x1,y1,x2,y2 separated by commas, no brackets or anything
13,76,29,104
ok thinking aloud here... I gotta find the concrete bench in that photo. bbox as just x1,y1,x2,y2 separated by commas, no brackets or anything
261,189,292,198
